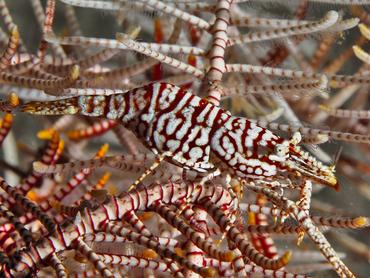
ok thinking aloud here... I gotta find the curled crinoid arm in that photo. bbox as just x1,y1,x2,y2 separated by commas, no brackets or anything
48,253,67,278
67,119,118,141
248,194,279,259
201,198,292,270
33,152,157,175
37,144,108,213
0,203,32,246
105,222,214,277
320,104,370,119
353,45,370,64
246,182,355,278
0,64,80,91
150,202,234,262
74,238,114,278
116,33,204,78
229,11,340,45
18,128,64,195
31,0,66,61
0,177,56,235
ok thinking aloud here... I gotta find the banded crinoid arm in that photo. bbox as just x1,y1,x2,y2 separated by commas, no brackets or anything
245,182,357,278
10,182,235,276
0,177,56,235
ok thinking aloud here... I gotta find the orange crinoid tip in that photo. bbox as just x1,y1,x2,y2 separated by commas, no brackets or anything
200,267,216,278
8,92,20,107
353,217,369,228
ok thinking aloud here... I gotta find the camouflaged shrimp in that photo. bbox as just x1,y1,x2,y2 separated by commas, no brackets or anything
22,82,338,189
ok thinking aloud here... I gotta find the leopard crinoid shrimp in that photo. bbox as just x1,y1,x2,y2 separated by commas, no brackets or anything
22,82,338,190
1,1,370,278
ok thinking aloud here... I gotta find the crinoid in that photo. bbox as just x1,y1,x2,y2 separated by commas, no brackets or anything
0,1,369,277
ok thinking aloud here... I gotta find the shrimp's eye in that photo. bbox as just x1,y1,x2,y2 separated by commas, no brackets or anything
268,141,289,162
275,141,289,157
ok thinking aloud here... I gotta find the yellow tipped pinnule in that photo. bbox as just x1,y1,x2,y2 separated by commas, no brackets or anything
107,184,118,195
116,32,127,43
27,190,38,202
127,26,141,39
58,139,65,152
221,251,235,262
200,267,216,278
97,143,109,157
316,134,329,144
281,250,292,266
353,217,368,228
10,25,19,40
359,23,370,40
248,212,256,225
67,130,79,140
174,247,185,258
328,176,339,191
142,249,158,259
3,113,12,122
116,26,141,43
97,172,111,188
69,65,80,80
297,231,305,246
8,92,19,107
37,128,57,140
215,238,223,246
318,104,330,112
353,45,370,64
33,161,48,174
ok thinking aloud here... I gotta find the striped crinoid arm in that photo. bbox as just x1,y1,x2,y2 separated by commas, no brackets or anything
8,182,231,276
30,0,66,60
0,65,81,91
353,24,370,65
0,177,56,235
67,119,118,141
248,194,279,260
74,238,114,278
45,33,205,56
228,10,341,45
36,144,108,213
104,222,215,277
204,0,233,106
0,113,13,146
41,47,121,76
98,254,171,274
0,203,33,246
0,0,27,52
115,33,205,78
0,26,19,70
200,197,292,270
311,215,369,229
33,152,157,175
245,182,356,278
48,253,67,278
150,202,235,262
18,128,64,195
